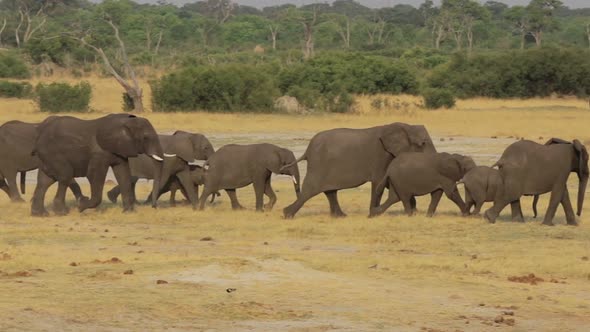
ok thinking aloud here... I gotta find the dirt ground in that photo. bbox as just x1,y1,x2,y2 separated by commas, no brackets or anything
1,80,590,331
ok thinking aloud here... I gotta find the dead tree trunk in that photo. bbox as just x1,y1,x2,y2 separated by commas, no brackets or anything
0,18,6,47
75,20,145,113
586,23,590,49
269,24,278,50
336,18,350,49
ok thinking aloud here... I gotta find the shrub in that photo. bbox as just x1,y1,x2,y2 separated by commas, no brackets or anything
36,81,92,113
0,81,33,98
151,64,279,112
0,53,30,79
423,88,456,109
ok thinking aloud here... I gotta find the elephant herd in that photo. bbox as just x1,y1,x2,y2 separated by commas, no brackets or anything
0,114,587,226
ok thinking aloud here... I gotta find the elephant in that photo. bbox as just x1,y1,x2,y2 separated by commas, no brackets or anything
460,166,540,217
155,165,220,206
31,114,163,216
484,138,589,226
369,152,475,217
107,131,214,208
0,120,83,202
282,123,436,219
198,143,300,211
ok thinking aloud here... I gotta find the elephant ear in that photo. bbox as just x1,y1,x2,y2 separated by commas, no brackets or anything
573,139,589,174
262,149,282,174
380,124,412,157
189,134,213,160
438,153,463,181
96,120,140,158
169,134,197,163
545,137,570,146
408,125,432,150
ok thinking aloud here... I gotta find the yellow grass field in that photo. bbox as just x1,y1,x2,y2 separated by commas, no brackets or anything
1,77,590,331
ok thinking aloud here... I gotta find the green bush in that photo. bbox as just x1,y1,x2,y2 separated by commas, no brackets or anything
423,88,456,109
151,64,279,112
428,48,590,98
0,81,33,98
0,53,30,79
36,82,92,113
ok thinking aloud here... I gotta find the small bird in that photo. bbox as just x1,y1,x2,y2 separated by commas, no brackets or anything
226,288,237,293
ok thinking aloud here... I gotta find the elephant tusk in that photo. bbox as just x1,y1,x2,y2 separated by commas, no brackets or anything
291,175,297,185
151,154,163,161
188,160,207,167
163,153,177,158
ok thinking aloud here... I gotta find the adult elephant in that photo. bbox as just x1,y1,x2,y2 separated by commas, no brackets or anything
198,143,300,211
484,138,589,226
283,123,437,219
107,131,214,208
31,114,163,216
0,120,83,202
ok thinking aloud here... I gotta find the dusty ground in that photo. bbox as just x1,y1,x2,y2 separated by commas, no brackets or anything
1,77,590,331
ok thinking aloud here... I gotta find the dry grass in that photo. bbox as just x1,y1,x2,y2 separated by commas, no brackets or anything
1,76,590,331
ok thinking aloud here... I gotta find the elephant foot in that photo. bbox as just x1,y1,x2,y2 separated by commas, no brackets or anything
483,210,496,224
31,207,49,217
426,212,434,218
11,196,25,203
53,205,70,216
330,211,347,218
283,207,295,219
232,205,245,211
107,190,118,204
263,203,275,211
122,206,135,214
541,221,555,226
567,220,579,226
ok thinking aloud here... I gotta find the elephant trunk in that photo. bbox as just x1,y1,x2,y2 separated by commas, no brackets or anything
577,174,588,216
151,158,162,208
158,157,177,196
290,165,301,199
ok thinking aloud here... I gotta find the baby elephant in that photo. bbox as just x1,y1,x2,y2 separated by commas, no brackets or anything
145,165,219,206
461,166,540,217
198,143,301,211
370,152,476,217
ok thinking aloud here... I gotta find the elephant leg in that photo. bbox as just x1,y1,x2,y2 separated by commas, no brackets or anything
31,170,55,217
369,183,400,217
0,179,10,198
510,200,524,223
472,201,484,215
79,161,109,212
112,163,135,213
542,182,567,226
169,187,177,207
283,176,323,219
427,189,444,217
370,179,385,209
5,172,24,202
401,196,414,216
445,186,468,216
52,181,70,216
225,189,244,210
324,190,346,218
464,189,474,215
198,184,214,210
107,185,120,204
410,196,417,214
68,180,86,202
560,187,577,226
177,171,198,209
264,180,277,211
253,177,267,212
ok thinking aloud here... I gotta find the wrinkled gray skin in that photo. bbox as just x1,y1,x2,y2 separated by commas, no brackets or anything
369,152,475,217
484,138,589,226
198,143,300,211
0,120,83,202
461,166,540,217
283,123,437,219
107,131,214,208
31,114,163,216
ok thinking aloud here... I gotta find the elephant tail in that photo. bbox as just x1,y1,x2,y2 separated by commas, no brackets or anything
20,171,26,195
532,194,539,218
281,152,307,172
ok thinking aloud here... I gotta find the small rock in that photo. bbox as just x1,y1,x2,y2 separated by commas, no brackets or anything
156,280,168,284
128,242,138,246
69,262,78,267
200,236,213,241
449,137,454,141
226,288,237,293
538,136,543,140
582,256,588,261
502,311,514,316
479,303,486,307
440,138,445,142
368,264,378,269
491,136,498,139
137,250,144,254
263,242,268,245
527,296,533,300
471,254,478,260
104,229,109,233
123,270,134,275
505,318,516,326
494,316,504,324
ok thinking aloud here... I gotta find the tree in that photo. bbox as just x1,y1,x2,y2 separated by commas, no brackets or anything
440,0,490,53
526,0,563,47
326,13,350,49
505,6,530,49
587,22,590,48
206,0,234,25
286,6,321,59
72,18,145,112
484,1,509,20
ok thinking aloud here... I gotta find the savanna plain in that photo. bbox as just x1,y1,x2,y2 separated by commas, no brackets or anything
1,77,590,331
